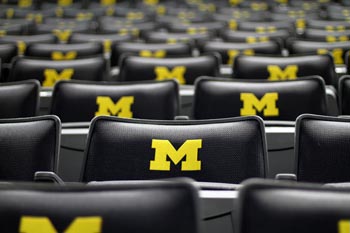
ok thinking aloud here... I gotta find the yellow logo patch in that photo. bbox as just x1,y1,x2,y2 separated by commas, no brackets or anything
95,96,134,118
240,92,279,117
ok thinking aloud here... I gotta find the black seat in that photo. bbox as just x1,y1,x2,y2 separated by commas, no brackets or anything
25,42,103,60
0,115,60,181
119,54,220,84
8,56,107,87
239,178,350,233
339,75,350,115
0,80,39,118
201,41,282,65
295,114,350,183
237,21,294,33
221,29,289,44
112,42,192,67
0,180,199,233
82,116,267,183
194,76,328,121
51,79,179,122
303,28,350,42
233,54,336,86
306,19,350,31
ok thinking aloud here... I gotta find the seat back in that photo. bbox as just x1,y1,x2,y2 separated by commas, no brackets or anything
82,116,267,183
51,80,179,122
0,116,60,181
0,181,199,233
0,80,39,118
0,43,17,64
233,54,336,85
119,55,220,84
194,76,328,121
239,179,350,233
295,114,350,183
339,75,350,115
9,56,107,87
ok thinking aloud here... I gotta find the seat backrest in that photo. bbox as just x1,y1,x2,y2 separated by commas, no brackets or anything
339,75,350,115
8,56,107,87
111,42,192,67
0,43,17,64
0,80,39,118
82,116,267,183
233,54,336,85
239,178,350,233
303,28,350,42
0,115,60,181
26,42,103,60
295,114,350,183
0,180,199,233
51,80,179,122
194,76,328,121
119,55,220,84
221,29,289,44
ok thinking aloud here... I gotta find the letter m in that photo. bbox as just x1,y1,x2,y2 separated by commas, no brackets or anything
154,66,186,84
150,139,202,171
240,92,279,117
43,69,74,87
267,65,298,80
95,96,134,118
19,216,102,233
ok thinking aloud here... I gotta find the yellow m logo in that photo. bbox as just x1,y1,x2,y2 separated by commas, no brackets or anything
52,30,72,43
43,69,74,87
154,66,186,84
339,220,350,233
101,0,116,5
326,36,349,42
267,65,298,81
256,26,276,33
246,36,269,43
150,139,202,171
17,41,26,55
317,48,344,64
51,51,77,60
19,216,102,233
95,96,134,118
58,0,72,6
187,27,207,35
18,0,31,7
0,30,6,37
139,50,166,58
240,92,279,117
326,25,346,32
227,49,254,65
127,12,144,20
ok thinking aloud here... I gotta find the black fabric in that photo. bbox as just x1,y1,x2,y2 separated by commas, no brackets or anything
239,179,350,233
26,43,103,59
233,54,336,85
194,77,327,121
82,116,267,183
112,42,192,67
0,116,60,181
339,76,350,115
295,114,350,183
201,41,282,65
0,80,39,118
0,43,17,64
0,181,199,233
51,80,179,122
8,56,107,85
119,55,220,84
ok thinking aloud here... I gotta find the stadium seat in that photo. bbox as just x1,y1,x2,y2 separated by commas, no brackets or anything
8,56,107,87
118,54,220,84
295,114,350,183
81,116,267,183
239,178,350,233
302,28,350,42
193,76,328,121
111,42,192,67
51,79,179,122
233,54,336,86
339,75,350,115
221,29,289,45
0,115,60,181
25,42,103,60
0,180,200,233
0,80,39,118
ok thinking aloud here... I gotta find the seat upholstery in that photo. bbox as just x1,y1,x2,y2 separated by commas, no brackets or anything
295,114,350,183
51,80,179,122
239,178,350,233
194,76,328,121
82,116,267,183
0,80,39,118
0,115,60,181
119,54,220,84
233,54,336,86
8,56,107,87
339,75,350,115
0,180,199,233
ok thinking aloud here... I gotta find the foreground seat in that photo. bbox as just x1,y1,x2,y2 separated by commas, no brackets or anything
82,116,267,183
51,80,179,122
0,180,199,233
0,115,60,181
